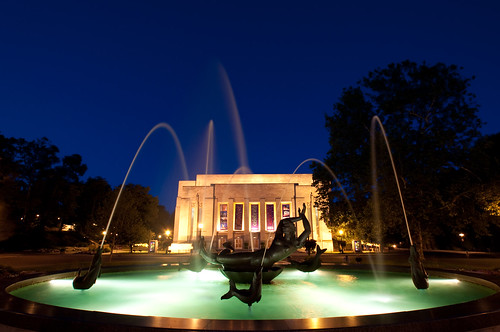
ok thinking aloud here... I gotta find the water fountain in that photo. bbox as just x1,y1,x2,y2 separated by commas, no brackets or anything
73,122,188,290
370,116,428,289
3,264,500,330
1,79,499,329
198,203,312,289
3,121,500,330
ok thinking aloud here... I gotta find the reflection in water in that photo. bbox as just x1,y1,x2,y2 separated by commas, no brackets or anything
11,269,494,320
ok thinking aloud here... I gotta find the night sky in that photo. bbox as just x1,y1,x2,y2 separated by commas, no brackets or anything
1,1,499,210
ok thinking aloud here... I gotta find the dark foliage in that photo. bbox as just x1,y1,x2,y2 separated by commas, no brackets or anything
0,134,174,251
314,60,499,251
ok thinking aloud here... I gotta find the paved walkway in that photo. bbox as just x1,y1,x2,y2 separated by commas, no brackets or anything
0,252,190,275
1,249,499,276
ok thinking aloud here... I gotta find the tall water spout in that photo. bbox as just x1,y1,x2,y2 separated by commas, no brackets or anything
293,158,357,221
205,120,217,252
292,158,385,277
205,120,214,175
101,122,189,248
370,115,428,289
74,122,189,290
219,64,251,174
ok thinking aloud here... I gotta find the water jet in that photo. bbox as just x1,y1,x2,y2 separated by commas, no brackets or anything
371,115,428,289
73,122,188,290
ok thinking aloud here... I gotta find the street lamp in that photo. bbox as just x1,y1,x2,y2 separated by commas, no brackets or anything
458,232,468,257
165,229,172,254
198,223,203,239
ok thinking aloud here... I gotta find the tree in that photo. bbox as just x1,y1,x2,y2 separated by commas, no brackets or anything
36,154,88,231
446,133,500,250
0,135,90,249
150,205,174,236
314,60,482,251
106,184,160,252
0,133,175,251
14,137,60,227
0,134,18,181
0,134,22,240
75,177,112,242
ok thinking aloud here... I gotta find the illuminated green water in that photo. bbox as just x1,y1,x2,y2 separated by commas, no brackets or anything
10,268,495,320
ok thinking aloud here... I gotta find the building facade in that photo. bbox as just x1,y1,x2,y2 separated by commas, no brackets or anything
173,174,333,252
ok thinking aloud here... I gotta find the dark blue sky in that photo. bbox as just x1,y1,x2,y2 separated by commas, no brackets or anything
1,1,499,210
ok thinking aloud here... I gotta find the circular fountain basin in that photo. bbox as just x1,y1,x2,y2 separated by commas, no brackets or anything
2,266,500,331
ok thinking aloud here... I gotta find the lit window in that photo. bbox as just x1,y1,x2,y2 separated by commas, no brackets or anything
250,203,260,232
219,203,228,231
234,203,244,231
266,203,275,231
281,203,291,218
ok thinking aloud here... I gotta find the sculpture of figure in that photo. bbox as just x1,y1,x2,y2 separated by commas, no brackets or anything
409,245,429,289
199,203,311,271
221,267,262,306
288,244,326,272
73,248,103,290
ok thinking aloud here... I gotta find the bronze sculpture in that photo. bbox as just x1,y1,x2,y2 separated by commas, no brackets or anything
73,248,102,290
199,203,311,272
221,267,262,306
288,244,326,272
409,245,429,289
198,203,311,304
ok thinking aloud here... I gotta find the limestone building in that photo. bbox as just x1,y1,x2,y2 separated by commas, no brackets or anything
173,174,333,252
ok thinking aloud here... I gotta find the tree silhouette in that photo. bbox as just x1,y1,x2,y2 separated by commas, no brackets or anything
314,60,483,251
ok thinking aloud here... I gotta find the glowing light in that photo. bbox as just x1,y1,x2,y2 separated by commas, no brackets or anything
10,270,493,321
156,274,173,280
430,278,460,285
169,243,192,253
188,269,226,282
49,279,73,286
309,318,321,329
61,224,75,231
374,295,393,303
336,274,358,283
165,230,171,236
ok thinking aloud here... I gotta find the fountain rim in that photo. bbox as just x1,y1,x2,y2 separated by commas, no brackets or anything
2,265,500,331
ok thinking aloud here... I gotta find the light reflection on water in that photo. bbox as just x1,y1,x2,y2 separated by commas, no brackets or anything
11,268,495,320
